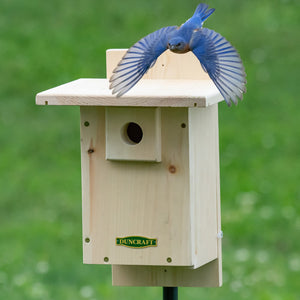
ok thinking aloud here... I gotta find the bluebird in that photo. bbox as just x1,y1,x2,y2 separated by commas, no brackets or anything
109,3,246,106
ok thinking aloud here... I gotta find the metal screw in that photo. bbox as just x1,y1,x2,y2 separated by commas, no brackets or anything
168,165,176,174
87,149,94,154
85,237,90,243
181,123,186,128
167,257,172,263
84,121,90,127
217,231,224,239
104,257,109,263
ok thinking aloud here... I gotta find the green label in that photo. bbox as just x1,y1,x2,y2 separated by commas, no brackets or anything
116,236,157,248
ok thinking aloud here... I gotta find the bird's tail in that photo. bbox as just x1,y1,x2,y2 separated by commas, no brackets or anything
193,3,215,22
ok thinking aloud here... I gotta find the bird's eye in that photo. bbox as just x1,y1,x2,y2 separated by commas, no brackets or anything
177,42,182,47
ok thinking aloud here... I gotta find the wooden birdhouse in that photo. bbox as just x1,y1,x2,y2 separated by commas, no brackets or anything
36,49,223,287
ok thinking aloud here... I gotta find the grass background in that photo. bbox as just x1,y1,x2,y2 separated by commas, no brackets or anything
0,0,299,299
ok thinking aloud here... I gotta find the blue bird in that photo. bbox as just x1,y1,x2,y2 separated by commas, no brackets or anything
109,3,246,106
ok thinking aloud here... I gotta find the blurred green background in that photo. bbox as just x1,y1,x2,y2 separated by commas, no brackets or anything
0,0,299,299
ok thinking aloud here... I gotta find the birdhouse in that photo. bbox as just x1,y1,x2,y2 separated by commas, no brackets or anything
36,49,223,287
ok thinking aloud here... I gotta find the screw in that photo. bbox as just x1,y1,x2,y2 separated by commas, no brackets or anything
168,165,176,174
181,123,186,128
167,257,172,263
87,149,94,154
104,257,109,263
84,121,90,127
85,237,90,243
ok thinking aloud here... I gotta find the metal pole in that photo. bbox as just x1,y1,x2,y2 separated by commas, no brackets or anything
163,287,178,300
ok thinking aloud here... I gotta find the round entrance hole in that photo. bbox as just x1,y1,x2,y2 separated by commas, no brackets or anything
122,122,143,145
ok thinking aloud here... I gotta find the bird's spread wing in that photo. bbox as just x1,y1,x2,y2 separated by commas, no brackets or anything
110,26,177,97
190,28,246,106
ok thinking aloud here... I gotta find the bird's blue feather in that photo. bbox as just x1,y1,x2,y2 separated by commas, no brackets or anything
192,3,215,23
190,27,246,105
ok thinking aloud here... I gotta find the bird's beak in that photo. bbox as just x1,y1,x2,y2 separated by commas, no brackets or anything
169,44,176,51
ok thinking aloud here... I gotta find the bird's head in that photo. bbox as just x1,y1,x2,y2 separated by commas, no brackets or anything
168,37,189,53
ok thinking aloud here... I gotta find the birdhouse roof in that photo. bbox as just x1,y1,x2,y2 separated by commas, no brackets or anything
36,78,223,107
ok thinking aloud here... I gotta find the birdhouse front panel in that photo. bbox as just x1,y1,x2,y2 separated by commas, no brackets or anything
81,106,194,267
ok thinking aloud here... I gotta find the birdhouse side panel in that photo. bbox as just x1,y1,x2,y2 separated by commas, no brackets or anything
188,104,221,268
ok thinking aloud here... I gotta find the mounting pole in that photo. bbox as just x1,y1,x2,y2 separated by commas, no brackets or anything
163,287,178,300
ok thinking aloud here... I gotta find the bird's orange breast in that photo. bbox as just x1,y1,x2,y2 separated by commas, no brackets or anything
170,44,191,54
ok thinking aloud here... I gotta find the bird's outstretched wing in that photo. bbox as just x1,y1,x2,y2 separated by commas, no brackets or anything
190,28,246,106
110,26,177,97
